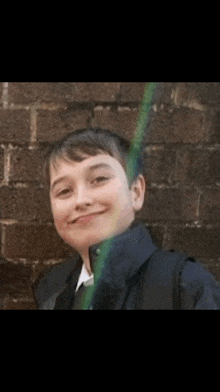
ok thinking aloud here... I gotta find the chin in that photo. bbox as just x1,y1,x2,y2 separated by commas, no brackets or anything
65,234,103,250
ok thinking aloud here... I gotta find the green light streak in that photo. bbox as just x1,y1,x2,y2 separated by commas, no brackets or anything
82,82,157,310
127,82,157,186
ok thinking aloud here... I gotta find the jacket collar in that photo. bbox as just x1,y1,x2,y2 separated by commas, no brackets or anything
55,219,158,309
88,219,158,309
89,219,157,285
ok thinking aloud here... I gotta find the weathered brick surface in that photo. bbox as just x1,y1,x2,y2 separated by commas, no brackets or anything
3,224,73,260
165,226,220,260
141,187,200,222
148,107,205,143
0,187,52,221
9,82,76,104
204,110,220,143
120,83,146,102
0,83,3,106
10,147,46,182
0,148,4,180
0,262,33,297
200,188,220,222
144,146,177,185
0,109,30,143
9,82,120,105
0,82,220,309
72,82,120,102
91,107,139,140
175,82,220,108
37,108,91,142
174,147,220,186
4,299,37,310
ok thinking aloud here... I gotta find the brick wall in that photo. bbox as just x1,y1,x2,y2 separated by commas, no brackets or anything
0,82,220,309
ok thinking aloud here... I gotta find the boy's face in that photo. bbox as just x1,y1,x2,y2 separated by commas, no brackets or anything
49,153,145,259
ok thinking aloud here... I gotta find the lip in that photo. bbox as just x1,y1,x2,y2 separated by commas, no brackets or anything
71,211,106,224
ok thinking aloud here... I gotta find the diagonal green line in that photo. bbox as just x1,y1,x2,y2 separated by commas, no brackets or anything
82,82,157,310
127,82,157,186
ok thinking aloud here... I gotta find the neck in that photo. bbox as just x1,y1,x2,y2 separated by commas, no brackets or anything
77,219,139,277
79,250,92,276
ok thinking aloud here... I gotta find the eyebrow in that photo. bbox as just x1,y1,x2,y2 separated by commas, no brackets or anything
50,163,114,191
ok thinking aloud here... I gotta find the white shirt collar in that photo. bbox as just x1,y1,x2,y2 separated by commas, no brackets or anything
75,263,94,292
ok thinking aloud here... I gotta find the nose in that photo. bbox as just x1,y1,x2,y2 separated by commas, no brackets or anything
74,185,93,210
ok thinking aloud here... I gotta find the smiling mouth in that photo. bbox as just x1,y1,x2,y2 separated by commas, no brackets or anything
71,211,106,224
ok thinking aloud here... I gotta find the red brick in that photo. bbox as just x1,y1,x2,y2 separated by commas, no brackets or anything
200,188,220,222
187,83,220,107
205,110,220,143
3,224,73,260
174,83,220,109
148,107,205,143
175,147,208,185
0,226,3,255
174,83,206,110
140,187,199,222
209,151,220,183
9,82,121,105
5,299,37,310
91,107,139,140
0,148,4,180
8,82,76,104
0,109,30,143
165,226,220,259
73,83,120,102
175,148,220,186
120,83,173,105
144,146,176,185
0,186,52,221
0,262,33,297
10,147,46,182
120,83,146,102
0,83,3,106
37,108,90,142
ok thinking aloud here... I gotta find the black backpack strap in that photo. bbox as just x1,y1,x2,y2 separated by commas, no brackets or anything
140,249,195,310
171,252,196,309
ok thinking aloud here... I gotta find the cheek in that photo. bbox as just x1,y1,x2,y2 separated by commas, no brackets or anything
113,182,129,205
104,184,130,217
101,185,121,210
51,200,68,227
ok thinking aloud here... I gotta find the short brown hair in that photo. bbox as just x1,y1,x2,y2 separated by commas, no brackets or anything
43,128,146,189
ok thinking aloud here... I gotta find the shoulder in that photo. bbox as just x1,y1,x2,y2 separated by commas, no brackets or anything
139,249,193,309
180,260,220,309
33,254,81,308
142,248,220,309
149,248,220,291
181,260,215,285
140,248,195,292
145,249,194,280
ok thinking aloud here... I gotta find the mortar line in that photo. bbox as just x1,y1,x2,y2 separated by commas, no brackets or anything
2,82,8,109
3,146,10,185
1,225,6,255
196,191,201,219
30,105,38,145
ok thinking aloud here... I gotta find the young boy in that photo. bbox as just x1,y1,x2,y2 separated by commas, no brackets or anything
34,128,220,309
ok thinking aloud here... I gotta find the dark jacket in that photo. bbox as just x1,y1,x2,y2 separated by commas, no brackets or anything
33,220,220,310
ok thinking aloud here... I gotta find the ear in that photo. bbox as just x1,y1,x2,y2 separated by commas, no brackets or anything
131,175,146,212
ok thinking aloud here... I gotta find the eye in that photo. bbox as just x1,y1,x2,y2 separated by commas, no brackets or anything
93,176,109,184
57,188,71,197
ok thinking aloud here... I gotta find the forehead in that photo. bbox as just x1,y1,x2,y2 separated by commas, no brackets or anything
49,153,126,184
